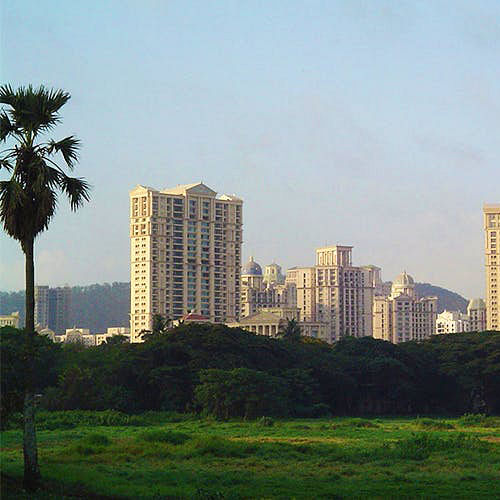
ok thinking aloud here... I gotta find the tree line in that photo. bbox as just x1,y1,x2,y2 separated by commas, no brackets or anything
2,324,499,424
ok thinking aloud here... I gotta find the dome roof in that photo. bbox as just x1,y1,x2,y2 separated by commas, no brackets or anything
393,271,415,286
242,256,262,276
468,298,486,310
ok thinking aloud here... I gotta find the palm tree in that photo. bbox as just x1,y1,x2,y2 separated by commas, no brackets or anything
140,313,171,340
280,318,302,341
0,85,90,489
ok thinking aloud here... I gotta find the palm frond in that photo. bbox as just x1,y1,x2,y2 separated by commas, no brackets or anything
0,111,16,141
0,179,29,241
0,159,13,172
1,85,71,136
32,187,57,234
47,136,80,169
0,84,16,106
59,174,91,210
33,162,62,191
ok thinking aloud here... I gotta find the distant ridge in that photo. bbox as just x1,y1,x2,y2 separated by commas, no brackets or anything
415,283,468,313
1,281,469,332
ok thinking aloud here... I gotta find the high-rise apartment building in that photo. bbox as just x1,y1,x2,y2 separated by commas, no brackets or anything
240,257,295,317
286,246,375,342
484,204,500,331
373,272,437,343
34,285,71,334
467,298,487,332
34,285,49,329
129,183,242,342
436,310,470,334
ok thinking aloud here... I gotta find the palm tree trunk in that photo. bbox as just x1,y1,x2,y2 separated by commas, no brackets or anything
23,236,40,490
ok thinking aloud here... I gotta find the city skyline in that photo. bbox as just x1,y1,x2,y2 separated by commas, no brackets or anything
2,1,500,299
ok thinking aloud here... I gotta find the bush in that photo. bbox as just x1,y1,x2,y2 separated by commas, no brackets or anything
458,414,500,428
137,429,190,445
182,435,256,458
2,410,194,430
257,416,274,427
416,418,455,430
331,418,378,429
84,433,111,446
385,433,488,461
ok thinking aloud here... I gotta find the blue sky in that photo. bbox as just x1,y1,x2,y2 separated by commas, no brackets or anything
1,0,499,298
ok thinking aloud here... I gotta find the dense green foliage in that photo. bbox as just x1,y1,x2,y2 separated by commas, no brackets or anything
2,415,500,498
0,281,467,331
2,324,500,424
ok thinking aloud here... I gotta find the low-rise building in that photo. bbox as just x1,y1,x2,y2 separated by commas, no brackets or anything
53,327,131,346
0,311,20,328
172,312,211,327
228,307,329,342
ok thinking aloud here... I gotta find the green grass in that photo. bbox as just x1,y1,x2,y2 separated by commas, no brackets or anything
2,414,500,499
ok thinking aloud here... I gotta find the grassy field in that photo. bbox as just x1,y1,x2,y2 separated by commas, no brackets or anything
2,413,500,499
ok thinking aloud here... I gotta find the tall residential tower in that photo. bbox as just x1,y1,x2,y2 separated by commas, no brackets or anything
129,183,242,342
286,246,375,342
484,204,500,331
34,285,71,334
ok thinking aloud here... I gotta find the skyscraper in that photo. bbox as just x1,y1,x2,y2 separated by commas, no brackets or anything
286,246,375,342
35,285,71,334
372,272,437,343
129,183,243,342
484,204,500,331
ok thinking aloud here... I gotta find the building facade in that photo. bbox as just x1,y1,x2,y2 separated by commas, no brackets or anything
373,272,437,343
0,311,20,328
130,183,242,342
436,310,470,334
484,204,500,331
228,306,328,341
240,257,295,317
467,298,487,332
286,246,376,342
42,327,131,346
35,285,71,334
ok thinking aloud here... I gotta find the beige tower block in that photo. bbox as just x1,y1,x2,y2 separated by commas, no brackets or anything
484,204,500,331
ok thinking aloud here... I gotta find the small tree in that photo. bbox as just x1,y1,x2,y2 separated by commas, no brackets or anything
280,318,302,341
141,313,171,340
0,85,90,489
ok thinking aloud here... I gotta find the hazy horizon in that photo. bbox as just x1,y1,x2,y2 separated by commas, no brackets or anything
1,1,499,299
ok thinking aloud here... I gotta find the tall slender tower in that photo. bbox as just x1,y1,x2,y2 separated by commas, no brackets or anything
484,204,500,331
129,183,243,342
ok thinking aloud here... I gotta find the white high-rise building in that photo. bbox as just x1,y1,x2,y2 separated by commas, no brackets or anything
467,298,487,332
286,246,375,342
373,272,437,343
484,204,500,331
129,183,243,342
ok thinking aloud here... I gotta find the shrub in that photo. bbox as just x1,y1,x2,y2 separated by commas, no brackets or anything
331,418,378,429
257,416,274,427
84,433,111,446
137,429,190,445
385,433,488,461
416,418,455,430
458,414,500,428
182,435,256,458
